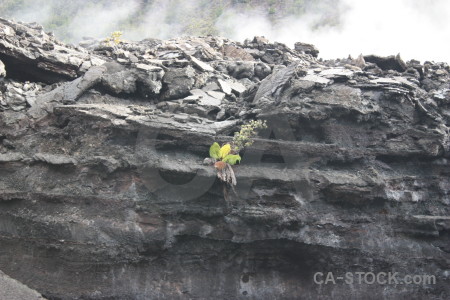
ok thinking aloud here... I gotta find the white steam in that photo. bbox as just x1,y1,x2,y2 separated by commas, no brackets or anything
215,0,450,63
68,2,139,42
124,1,197,41
6,0,52,25
3,0,450,63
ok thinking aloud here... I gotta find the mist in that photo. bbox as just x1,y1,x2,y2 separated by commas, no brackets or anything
214,0,450,63
1,0,449,63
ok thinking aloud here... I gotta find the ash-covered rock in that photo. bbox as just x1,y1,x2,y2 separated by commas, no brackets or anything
0,18,449,300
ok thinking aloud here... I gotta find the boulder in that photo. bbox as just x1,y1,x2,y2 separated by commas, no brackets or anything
294,41,319,57
161,66,196,100
363,53,407,72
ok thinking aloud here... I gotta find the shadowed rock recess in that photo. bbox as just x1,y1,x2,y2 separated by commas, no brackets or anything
0,17,449,300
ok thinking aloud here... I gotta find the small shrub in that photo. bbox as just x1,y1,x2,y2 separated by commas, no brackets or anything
209,142,240,186
207,120,267,186
231,120,267,152
104,31,123,46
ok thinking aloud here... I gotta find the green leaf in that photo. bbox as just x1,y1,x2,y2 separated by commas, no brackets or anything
219,144,231,159
223,154,241,165
209,142,220,159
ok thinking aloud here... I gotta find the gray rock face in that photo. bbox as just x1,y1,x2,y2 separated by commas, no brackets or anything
161,66,196,100
0,270,46,300
0,18,449,300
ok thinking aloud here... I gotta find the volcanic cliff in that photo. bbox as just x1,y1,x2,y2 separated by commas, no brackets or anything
0,18,449,299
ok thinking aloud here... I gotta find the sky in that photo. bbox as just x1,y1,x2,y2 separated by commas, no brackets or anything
4,0,450,63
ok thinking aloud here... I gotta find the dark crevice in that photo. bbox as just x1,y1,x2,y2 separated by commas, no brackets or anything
0,53,71,84
207,107,220,119
377,153,444,164
54,116,71,129
261,153,285,163
91,79,162,103
106,128,138,146
135,80,160,100
376,154,420,164
158,169,197,185
292,118,327,143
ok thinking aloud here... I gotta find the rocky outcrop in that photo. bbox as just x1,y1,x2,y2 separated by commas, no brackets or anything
0,18,105,83
0,18,449,300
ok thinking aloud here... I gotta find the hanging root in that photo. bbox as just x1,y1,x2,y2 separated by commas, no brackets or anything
216,163,238,212
219,164,238,212
217,163,236,186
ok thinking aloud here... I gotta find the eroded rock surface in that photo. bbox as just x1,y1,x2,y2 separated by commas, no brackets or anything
0,18,449,300
0,270,46,300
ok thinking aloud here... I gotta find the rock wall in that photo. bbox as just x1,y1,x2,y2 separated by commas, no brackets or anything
0,270,46,300
0,18,449,299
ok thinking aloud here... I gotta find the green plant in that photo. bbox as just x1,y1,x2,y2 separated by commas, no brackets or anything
210,142,242,166
209,142,240,186
207,120,267,186
104,31,123,46
231,120,267,152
